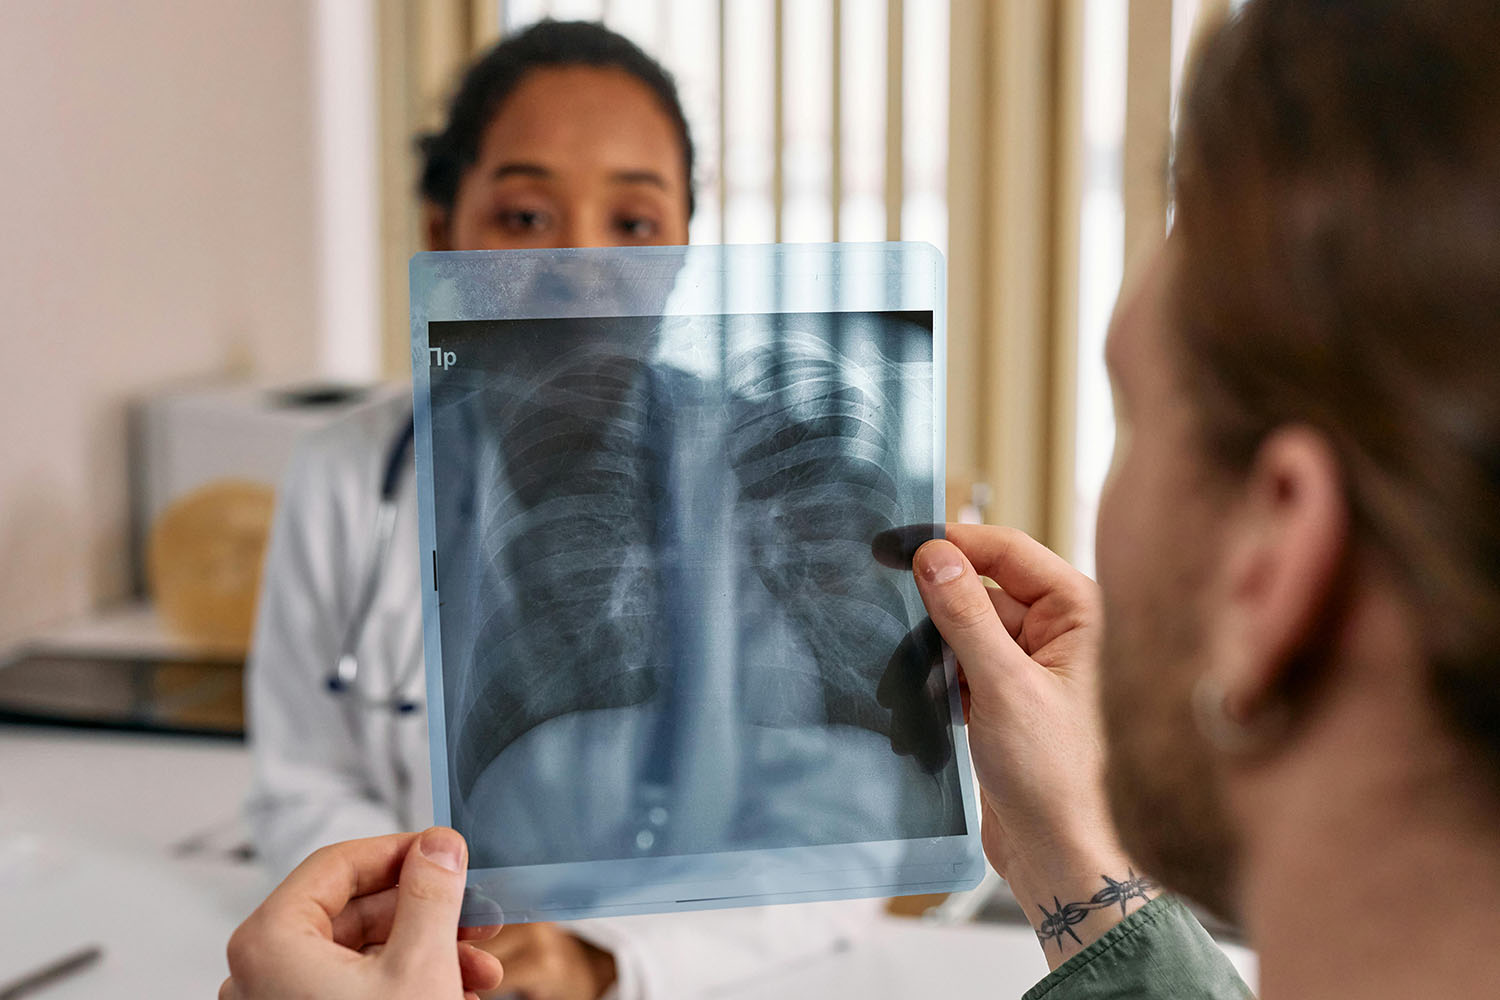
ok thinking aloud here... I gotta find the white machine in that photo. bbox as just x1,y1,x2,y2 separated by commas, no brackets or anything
128,379,399,591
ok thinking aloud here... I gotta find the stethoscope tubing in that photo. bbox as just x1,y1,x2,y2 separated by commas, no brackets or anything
326,415,421,714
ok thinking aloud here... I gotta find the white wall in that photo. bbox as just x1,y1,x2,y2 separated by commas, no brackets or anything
0,1,322,643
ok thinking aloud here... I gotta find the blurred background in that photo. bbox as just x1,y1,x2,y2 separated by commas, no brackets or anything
0,1,1253,995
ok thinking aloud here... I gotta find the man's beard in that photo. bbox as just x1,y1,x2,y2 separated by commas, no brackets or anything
1099,584,1243,922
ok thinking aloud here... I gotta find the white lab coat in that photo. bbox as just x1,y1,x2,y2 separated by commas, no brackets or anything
245,388,881,1000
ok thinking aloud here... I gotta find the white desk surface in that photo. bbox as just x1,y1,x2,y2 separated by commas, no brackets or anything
0,727,264,997
0,725,1256,999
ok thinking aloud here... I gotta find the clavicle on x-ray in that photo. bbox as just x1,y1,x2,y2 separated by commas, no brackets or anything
411,243,983,925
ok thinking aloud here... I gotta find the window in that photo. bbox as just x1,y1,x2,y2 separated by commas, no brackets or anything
1070,0,1246,576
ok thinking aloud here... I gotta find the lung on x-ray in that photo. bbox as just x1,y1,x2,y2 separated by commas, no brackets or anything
412,244,983,924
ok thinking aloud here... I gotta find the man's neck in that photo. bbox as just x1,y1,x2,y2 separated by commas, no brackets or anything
1239,706,1500,999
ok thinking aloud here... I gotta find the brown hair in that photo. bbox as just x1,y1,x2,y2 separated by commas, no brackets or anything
1172,0,1500,777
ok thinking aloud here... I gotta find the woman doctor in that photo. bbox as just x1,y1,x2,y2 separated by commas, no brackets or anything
245,20,877,1000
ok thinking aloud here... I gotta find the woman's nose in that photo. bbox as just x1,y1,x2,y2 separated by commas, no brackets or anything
557,213,610,250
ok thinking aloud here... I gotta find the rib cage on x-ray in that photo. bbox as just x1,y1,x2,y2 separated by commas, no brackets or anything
432,312,956,852
725,338,933,749
449,343,668,803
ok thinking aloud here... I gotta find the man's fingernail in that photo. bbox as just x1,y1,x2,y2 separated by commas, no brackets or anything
916,542,964,585
419,827,465,873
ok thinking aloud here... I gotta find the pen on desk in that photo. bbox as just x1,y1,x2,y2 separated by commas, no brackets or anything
0,944,103,1000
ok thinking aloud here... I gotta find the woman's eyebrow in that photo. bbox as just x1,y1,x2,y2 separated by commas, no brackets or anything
489,162,552,182
610,169,669,190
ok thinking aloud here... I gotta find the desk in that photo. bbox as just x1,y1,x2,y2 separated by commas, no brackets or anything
0,727,265,997
0,725,1257,999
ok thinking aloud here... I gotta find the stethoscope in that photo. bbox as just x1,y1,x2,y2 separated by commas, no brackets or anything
324,414,424,714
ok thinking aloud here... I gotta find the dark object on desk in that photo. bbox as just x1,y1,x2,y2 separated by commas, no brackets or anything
0,648,244,739
0,944,103,1000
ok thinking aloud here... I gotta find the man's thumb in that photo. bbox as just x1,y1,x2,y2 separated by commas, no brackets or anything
384,826,469,965
913,540,1014,678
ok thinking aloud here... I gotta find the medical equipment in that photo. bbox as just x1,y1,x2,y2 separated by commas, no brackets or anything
412,243,984,924
324,417,422,713
132,381,373,593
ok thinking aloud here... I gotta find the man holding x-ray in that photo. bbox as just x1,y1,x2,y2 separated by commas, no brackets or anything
234,2,1500,999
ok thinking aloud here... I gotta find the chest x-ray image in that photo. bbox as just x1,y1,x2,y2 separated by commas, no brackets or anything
412,245,982,923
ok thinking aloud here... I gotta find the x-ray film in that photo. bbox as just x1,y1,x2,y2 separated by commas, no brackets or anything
411,243,983,924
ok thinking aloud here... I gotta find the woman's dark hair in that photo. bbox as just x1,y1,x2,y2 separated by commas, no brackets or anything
1173,1,1500,781
417,20,696,217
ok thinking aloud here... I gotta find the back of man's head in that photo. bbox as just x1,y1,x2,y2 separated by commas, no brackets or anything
1172,0,1500,785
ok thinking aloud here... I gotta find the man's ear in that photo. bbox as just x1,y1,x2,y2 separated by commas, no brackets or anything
423,202,452,252
1213,426,1349,720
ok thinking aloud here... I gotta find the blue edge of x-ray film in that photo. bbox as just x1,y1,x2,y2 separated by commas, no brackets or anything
411,243,984,925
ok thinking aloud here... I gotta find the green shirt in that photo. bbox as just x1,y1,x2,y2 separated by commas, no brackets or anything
1022,896,1255,1000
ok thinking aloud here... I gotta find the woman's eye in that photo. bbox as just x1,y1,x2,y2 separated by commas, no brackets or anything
617,217,658,240
500,209,550,232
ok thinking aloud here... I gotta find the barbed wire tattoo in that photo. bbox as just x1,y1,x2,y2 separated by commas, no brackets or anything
1034,869,1158,950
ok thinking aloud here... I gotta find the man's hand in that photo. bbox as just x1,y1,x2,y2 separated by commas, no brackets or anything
475,923,617,1000
913,525,1155,966
220,828,504,1000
